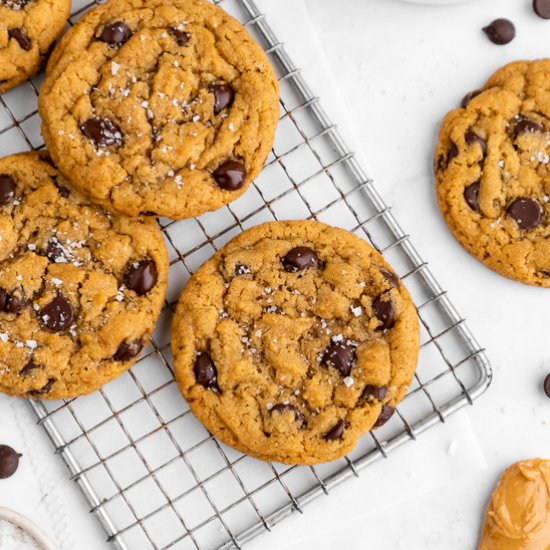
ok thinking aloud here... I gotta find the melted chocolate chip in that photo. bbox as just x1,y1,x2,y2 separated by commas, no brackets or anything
324,419,346,441
0,445,21,479
514,117,544,139
0,289,7,311
5,293,27,314
20,359,42,376
461,90,482,109
170,27,190,46
464,181,481,212
81,118,122,147
45,238,66,263
124,260,158,296
0,174,16,206
373,297,396,331
446,143,458,168
271,403,303,422
281,247,318,273
507,198,542,231
213,160,247,191
534,0,550,19
194,353,218,389
8,28,31,51
29,378,55,397
544,373,550,398
99,21,132,46
40,295,74,332
209,83,235,114
323,341,356,377
380,268,399,288
360,384,388,403
465,129,487,157
113,338,144,361
482,19,516,45
373,404,395,428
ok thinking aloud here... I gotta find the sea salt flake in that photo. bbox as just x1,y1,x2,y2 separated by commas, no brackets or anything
111,61,120,75
350,305,362,317
228,122,235,131
343,376,354,388
0,333,8,343
332,334,344,342
25,340,37,349
27,244,36,251
50,277,63,286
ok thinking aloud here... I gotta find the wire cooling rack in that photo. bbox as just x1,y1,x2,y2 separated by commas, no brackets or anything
0,0,492,547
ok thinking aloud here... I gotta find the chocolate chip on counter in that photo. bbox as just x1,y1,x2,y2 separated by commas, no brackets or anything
514,117,544,139
29,378,55,397
482,19,516,45
360,384,388,403
544,373,550,398
124,259,158,295
373,404,395,428
213,160,247,191
323,341,356,377
194,353,218,389
8,28,31,51
461,90,482,109
324,419,346,441
0,175,16,205
271,403,304,422
0,445,22,479
507,198,542,230
81,117,122,147
465,129,487,157
534,0,550,19
209,83,235,114
282,247,318,273
113,338,144,361
19,359,42,376
380,268,400,288
464,181,481,212
170,27,190,46
40,294,75,332
373,297,396,331
99,21,132,46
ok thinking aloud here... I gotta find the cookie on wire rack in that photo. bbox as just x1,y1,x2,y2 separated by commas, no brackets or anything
0,152,168,399
171,220,420,465
38,0,280,220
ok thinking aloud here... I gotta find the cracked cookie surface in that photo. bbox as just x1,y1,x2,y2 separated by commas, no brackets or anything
435,59,550,286
0,0,70,93
0,152,168,399
171,221,419,465
38,0,279,220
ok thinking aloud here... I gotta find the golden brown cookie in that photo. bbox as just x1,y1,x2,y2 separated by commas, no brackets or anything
435,59,550,286
171,221,419,465
478,459,550,550
0,0,70,93
0,152,168,399
38,0,279,220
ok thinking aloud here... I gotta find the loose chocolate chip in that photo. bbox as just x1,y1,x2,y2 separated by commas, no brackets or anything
464,181,481,212
483,19,515,45
213,160,247,191
0,445,21,479
373,297,396,331
461,90,482,109
323,341,356,377
360,384,388,403
113,338,144,361
81,117,122,147
0,289,7,311
124,259,158,296
20,359,42,376
99,21,132,46
170,27,190,46
40,294,74,332
465,129,487,157
507,198,542,231
373,404,395,428
29,378,55,397
8,28,31,51
534,0,550,19
45,238,66,263
544,373,550,398
446,143,458,168
380,268,399,288
0,175,16,206
5,294,27,314
514,117,544,139
209,83,235,114
324,419,346,441
282,247,318,273
194,353,218,389
271,403,303,422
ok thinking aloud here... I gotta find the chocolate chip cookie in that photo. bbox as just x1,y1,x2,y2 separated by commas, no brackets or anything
0,0,71,93
38,0,279,220
0,152,168,399
435,59,550,286
171,221,419,465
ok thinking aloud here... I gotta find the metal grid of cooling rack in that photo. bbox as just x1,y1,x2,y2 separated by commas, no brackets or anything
0,0,492,548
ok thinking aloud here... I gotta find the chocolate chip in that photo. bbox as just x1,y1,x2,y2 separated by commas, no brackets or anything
113,338,144,361
54,179,70,198
360,384,388,403
465,129,487,157
29,378,55,397
209,83,235,114
380,268,399,288
534,0,550,19
194,353,218,389
324,419,346,441
81,118,122,147
0,445,21,479
373,297,396,331
544,373,550,398
8,28,31,51
0,289,7,311
5,293,27,314
99,21,132,46
3,0,31,8
373,404,395,428
446,143,458,168
482,19,515,45
0,175,16,205
213,160,247,191
124,260,158,296
282,247,318,273
20,359,42,376
40,294,74,332
271,403,303,422
45,238,66,263
507,198,542,230
514,117,544,139
170,27,190,46
323,341,356,377
464,181,481,212
461,90,482,109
